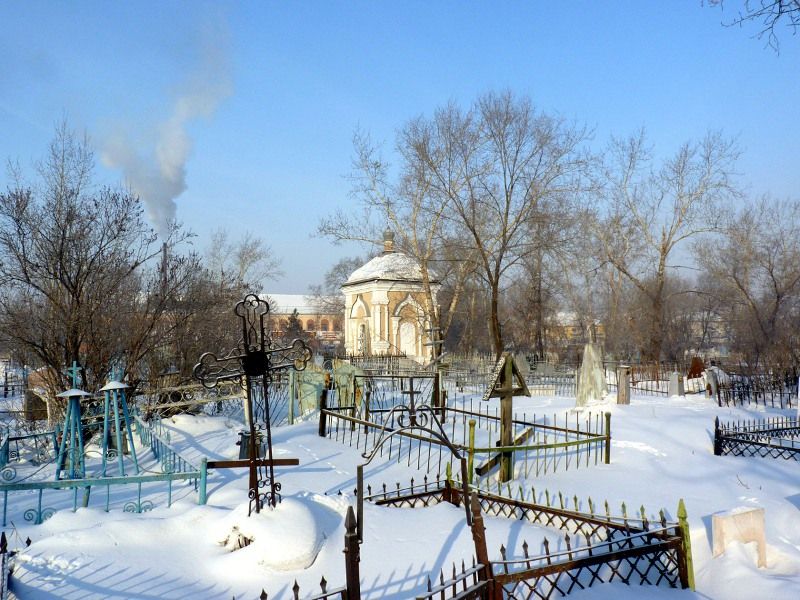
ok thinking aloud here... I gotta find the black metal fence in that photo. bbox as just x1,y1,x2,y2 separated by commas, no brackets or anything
715,372,797,409
713,416,800,461
362,480,692,599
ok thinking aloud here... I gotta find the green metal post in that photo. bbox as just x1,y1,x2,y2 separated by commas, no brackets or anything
468,419,476,484
604,412,612,464
677,498,695,590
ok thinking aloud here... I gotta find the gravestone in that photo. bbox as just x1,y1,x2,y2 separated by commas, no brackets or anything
576,343,607,407
23,390,47,421
616,365,631,405
668,372,685,397
706,368,719,398
687,356,705,380
712,507,767,567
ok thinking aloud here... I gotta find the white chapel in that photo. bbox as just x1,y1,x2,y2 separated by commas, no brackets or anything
341,230,439,363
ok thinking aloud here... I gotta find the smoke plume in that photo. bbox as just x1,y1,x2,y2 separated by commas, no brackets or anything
102,22,232,238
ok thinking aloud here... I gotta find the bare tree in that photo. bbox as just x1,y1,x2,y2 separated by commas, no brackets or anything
307,255,365,315
709,0,800,50
206,228,282,290
0,122,195,419
595,130,739,361
410,92,592,357
697,197,800,365
319,129,476,357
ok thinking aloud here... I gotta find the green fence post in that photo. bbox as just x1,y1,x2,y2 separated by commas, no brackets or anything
604,412,612,464
677,498,695,590
198,457,208,505
468,419,476,484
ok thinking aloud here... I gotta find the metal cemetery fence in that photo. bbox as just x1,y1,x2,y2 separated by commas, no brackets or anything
714,371,797,409
370,481,692,599
0,413,207,527
137,370,323,428
604,362,671,397
0,429,57,483
320,388,610,482
0,532,8,600
713,416,800,461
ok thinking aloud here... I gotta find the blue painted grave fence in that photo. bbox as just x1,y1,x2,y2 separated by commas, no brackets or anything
0,412,207,526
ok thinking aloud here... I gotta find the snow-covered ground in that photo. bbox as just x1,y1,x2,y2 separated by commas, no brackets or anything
4,390,800,599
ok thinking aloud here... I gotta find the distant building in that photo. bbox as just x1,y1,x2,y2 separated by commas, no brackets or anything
267,294,343,352
341,229,439,363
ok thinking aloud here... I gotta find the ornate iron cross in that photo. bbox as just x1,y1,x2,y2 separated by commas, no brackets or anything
193,293,311,514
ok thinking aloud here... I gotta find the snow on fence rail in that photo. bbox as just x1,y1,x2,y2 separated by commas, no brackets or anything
713,416,800,461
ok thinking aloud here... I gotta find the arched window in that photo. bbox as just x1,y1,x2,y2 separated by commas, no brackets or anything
321,319,329,332
306,319,315,331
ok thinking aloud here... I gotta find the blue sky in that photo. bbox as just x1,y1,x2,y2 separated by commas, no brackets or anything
1,1,798,292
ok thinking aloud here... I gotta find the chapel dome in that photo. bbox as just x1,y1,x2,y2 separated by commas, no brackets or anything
343,229,437,286
344,252,427,286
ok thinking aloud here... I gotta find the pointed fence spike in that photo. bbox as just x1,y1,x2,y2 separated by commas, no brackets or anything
522,539,529,558
588,497,595,515
621,501,627,518
640,505,646,521
260,590,268,600
574,495,579,511
320,575,327,592
500,544,507,559
292,580,300,600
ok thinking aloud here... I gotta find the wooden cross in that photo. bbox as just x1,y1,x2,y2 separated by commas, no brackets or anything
193,293,311,515
482,353,531,482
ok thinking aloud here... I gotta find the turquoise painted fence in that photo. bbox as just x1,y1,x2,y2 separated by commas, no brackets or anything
0,414,207,526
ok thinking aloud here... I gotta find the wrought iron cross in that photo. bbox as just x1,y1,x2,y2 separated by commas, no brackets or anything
193,293,311,515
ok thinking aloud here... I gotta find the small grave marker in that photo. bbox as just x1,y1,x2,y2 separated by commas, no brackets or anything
712,506,767,567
